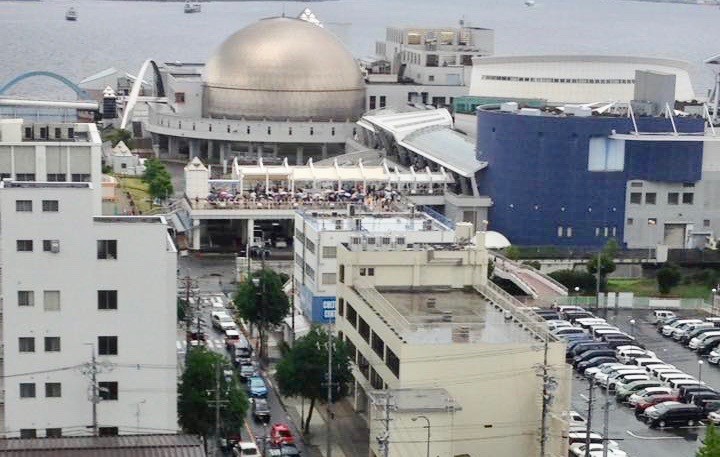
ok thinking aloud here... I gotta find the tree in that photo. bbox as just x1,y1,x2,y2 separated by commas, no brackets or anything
657,263,682,295
275,326,352,434
549,269,596,294
697,423,720,457
234,269,290,358
178,347,248,440
143,158,164,184
103,128,134,149
143,158,174,202
505,245,520,261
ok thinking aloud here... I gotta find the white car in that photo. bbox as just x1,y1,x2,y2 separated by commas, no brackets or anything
617,349,654,364
585,363,624,380
561,410,587,428
597,368,644,388
689,331,720,350
546,320,573,331
628,387,673,406
662,319,703,337
569,443,627,457
708,410,720,425
567,432,619,450
709,350,720,365
233,442,260,457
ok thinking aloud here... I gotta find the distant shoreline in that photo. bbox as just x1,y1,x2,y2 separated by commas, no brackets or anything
622,0,720,4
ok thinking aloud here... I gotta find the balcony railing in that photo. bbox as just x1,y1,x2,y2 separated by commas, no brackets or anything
354,280,415,341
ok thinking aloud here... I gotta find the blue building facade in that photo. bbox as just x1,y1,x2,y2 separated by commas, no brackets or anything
298,282,336,324
476,108,705,247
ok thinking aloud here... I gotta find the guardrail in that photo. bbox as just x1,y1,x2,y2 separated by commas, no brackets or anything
492,251,568,295
477,281,557,342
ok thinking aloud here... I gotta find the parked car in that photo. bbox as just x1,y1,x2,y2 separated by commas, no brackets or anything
617,348,655,364
657,317,680,331
585,362,624,381
690,331,720,350
569,443,627,457
645,402,705,428
567,431,619,449
578,356,618,373
247,376,268,398
680,325,718,344
225,329,242,348
649,310,676,324
634,394,680,417
678,385,716,402
569,343,610,359
606,370,649,390
270,423,295,446
269,444,301,457
233,442,261,457
662,319,703,337
616,380,662,402
553,327,586,338
239,362,258,381
252,398,271,423
628,387,674,406
561,410,587,428
708,349,720,364
696,336,720,355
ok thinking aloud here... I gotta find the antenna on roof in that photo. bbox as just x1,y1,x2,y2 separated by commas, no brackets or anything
281,2,285,18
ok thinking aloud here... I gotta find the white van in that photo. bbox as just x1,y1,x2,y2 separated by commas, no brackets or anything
649,310,676,324
668,379,704,390
690,331,720,350
633,358,664,368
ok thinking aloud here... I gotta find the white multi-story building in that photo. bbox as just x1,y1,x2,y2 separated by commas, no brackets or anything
293,209,457,323
334,232,570,457
0,183,177,436
365,25,494,110
0,119,103,213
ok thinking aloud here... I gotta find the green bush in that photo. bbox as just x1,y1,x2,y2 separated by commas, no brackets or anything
549,269,596,294
522,260,541,270
657,263,682,295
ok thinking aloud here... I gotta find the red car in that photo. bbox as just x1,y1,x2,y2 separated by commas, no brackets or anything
635,394,679,416
270,423,295,446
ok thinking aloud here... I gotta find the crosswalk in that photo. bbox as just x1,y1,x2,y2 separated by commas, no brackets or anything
176,339,227,352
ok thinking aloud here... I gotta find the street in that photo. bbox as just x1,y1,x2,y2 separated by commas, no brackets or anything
177,254,307,456
570,308,717,457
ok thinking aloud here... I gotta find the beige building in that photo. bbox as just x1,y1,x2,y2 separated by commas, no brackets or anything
335,232,570,457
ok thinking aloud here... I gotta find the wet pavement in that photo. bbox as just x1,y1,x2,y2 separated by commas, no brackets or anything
570,308,715,457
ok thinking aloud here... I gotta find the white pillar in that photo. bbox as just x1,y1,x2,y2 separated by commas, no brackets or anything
321,143,328,160
220,142,226,164
208,140,215,162
192,219,201,250
295,146,304,165
189,139,200,158
247,219,255,245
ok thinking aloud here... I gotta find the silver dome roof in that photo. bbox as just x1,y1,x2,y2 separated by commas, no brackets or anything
204,17,366,121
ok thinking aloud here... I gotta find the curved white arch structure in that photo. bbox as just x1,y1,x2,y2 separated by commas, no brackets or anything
121,59,165,130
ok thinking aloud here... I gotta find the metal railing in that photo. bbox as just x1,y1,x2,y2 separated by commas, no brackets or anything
354,281,415,340
477,281,557,342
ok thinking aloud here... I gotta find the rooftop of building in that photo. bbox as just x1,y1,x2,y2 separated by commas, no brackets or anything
93,215,167,224
369,388,461,412
0,434,205,457
0,181,92,189
299,210,452,233
355,286,536,345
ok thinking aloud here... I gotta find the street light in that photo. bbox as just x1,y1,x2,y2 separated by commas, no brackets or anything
711,288,718,316
629,319,636,337
412,415,431,457
574,286,580,307
699,360,704,382
647,219,657,262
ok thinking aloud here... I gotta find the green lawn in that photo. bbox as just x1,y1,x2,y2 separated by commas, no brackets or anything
607,278,712,299
118,177,152,214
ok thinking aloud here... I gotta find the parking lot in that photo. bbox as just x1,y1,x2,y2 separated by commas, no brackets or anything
570,308,717,457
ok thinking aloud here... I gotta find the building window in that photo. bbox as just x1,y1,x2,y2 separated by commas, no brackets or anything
386,348,400,378
20,429,36,438
19,383,36,398
306,240,315,254
46,173,66,182
595,227,600,237
367,268,375,276
44,337,61,352
18,290,34,307
15,173,36,181
627,218,634,226
630,193,642,204
16,200,32,212
331,127,336,136
208,124,212,132
428,75,435,82
337,298,345,317
175,92,185,103
54,127,61,139
668,192,679,205
360,268,367,276
371,331,385,358
309,127,314,136
39,127,48,139
566,227,573,238
267,126,272,135
630,181,643,188
43,240,60,253
16,240,33,252
379,96,386,108
44,291,61,311
98,336,118,356
97,240,117,259
339,264,345,284
98,290,118,310
24,127,32,139
704,219,711,228
346,304,357,328
71,173,90,182
322,273,337,285
246,126,251,134
683,182,695,188
557,226,563,238
19,337,35,353
322,246,337,258
358,317,370,343
42,200,59,212
369,96,377,110
612,226,617,237
99,427,119,437
683,193,694,204
98,382,118,400
370,368,384,390
45,428,62,438
645,193,657,205
648,218,657,225
45,382,61,398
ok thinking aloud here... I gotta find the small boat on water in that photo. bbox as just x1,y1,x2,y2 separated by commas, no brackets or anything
184,2,201,13
65,7,77,21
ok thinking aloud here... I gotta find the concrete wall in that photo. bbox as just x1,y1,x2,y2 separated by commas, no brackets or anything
0,185,177,437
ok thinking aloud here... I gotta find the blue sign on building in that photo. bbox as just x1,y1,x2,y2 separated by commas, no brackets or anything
299,283,336,324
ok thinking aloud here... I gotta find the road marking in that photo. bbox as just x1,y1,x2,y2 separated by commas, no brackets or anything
627,429,702,440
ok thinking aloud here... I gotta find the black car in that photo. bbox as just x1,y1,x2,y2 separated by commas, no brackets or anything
564,311,595,322
697,337,720,355
605,339,642,349
239,362,258,381
577,356,618,372
569,343,610,358
645,403,705,428
679,385,716,402
657,317,680,332
536,311,561,321
573,350,616,368
689,392,720,406
278,444,301,456
252,398,271,423
682,327,720,345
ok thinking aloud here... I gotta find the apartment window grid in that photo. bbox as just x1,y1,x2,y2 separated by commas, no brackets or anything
304,264,315,282
386,348,400,378
20,429,36,439
98,290,118,310
97,240,117,260
630,193,642,204
19,337,35,353
346,304,358,328
45,428,62,438
44,290,61,311
70,173,90,182
645,192,657,205
45,382,61,398
322,246,337,258
46,174,67,182
358,317,370,343
682,193,694,204
371,331,385,359
668,192,679,205
98,336,118,356
704,219,711,228
43,240,60,253
19,383,36,398
322,272,337,285
306,239,315,254
18,290,34,307
16,173,36,181
15,200,32,212
44,337,61,352
42,200,59,212
16,240,33,252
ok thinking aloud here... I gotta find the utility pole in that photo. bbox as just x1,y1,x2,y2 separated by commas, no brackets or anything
538,334,550,457
602,388,611,457
290,278,296,345
595,252,601,310
585,382,594,457
180,275,198,365
215,362,221,445
326,323,334,457
383,392,392,457
81,343,111,437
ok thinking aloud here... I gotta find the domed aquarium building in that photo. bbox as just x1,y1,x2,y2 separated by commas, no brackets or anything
145,15,366,164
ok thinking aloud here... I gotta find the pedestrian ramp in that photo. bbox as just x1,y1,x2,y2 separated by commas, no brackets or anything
176,339,226,352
